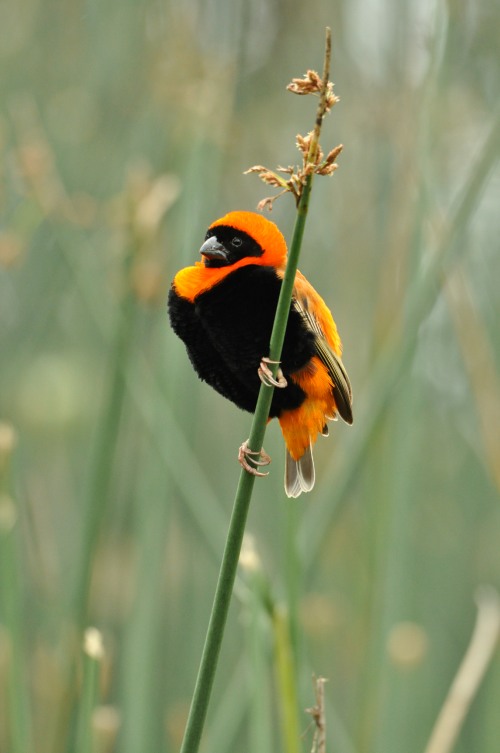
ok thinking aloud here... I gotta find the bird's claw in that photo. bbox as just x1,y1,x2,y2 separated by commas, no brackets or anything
238,439,271,477
258,357,287,388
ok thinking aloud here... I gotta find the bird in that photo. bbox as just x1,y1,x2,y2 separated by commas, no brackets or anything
167,210,353,497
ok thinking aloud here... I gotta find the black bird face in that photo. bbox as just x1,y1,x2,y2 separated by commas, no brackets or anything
200,225,264,268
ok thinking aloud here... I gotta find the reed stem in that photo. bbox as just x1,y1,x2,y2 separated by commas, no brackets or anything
178,28,333,753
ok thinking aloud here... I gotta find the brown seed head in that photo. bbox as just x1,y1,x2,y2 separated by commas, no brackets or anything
296,132,312,158
247,40,342,211
287,69,323,96
324,144,343,164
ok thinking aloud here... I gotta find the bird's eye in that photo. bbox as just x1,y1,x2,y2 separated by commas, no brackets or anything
231,237,243,247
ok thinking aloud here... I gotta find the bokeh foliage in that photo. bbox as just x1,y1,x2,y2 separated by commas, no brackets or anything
1,1,499,752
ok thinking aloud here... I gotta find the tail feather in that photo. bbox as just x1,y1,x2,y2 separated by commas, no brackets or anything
284,442,315,498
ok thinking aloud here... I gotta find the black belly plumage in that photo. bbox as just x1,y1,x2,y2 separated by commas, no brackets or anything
167,265,316,418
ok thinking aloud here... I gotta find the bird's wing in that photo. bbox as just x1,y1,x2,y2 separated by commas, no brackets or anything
292,271,353,424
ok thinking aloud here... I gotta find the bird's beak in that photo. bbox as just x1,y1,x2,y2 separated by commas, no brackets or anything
199,236,229,264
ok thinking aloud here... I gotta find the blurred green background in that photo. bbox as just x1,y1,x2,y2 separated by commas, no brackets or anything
1,0,500,752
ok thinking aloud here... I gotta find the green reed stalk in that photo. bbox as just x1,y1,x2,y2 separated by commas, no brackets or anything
272,606,301,753
178,173,314,753
75,629,104,753
0,425,33,753
178,29,333,753
74,259,136,625
58,236,138,753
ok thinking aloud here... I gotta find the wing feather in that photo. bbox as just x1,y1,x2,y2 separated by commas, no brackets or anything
292,289,353,425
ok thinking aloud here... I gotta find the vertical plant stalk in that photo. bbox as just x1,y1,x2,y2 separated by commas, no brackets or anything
58,235,138,753
75,628,105,753
0,424,33,753
285,500,302,656
423,588,500,753
179,28,334,753
305,676,328,753
272,606,301,753
241,537,301,753
74,254,137,625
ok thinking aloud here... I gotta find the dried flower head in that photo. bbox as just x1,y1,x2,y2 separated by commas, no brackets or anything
246,134,343,210
287,69,323,96
246,61,342,209
287,69,339,112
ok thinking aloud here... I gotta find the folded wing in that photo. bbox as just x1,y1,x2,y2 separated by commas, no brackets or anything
292,272,353,425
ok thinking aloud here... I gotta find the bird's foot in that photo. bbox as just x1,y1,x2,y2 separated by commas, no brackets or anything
258,357,287,388
238,439,271,477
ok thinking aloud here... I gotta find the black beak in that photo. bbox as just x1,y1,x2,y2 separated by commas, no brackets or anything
199,236,229,264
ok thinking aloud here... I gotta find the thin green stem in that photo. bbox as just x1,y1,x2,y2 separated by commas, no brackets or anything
57,247,137,753
285,501,302,662
74,271,137,625
272,606,301,753
246,583,273,753
0,427,33,753
178,175,314,753
75,630,103,753
178,468,256,753
178,28,333,753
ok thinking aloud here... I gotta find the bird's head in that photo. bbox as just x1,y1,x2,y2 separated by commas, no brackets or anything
172,211,288,302
200,211,287,269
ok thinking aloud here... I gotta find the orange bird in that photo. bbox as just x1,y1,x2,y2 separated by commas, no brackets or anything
168,211,353,497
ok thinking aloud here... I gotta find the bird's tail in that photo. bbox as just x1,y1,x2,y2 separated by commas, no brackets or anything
284,441,315,498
